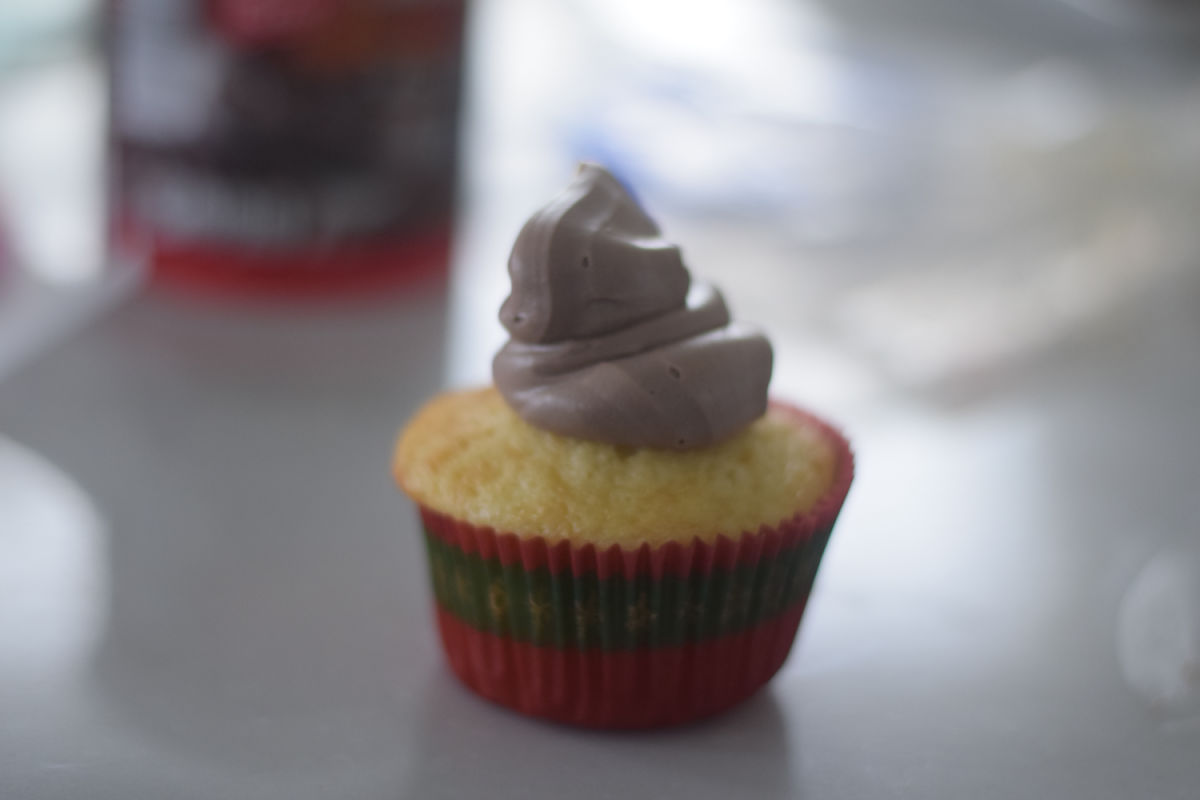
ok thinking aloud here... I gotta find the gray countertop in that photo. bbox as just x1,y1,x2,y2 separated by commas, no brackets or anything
2,274,1199,799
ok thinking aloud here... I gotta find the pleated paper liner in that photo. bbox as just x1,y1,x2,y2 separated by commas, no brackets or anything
415,403,853,729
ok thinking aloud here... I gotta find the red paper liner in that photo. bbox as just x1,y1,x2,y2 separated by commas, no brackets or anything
414,402,853,729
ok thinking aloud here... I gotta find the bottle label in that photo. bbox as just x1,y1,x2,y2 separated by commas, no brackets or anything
111,0,464,261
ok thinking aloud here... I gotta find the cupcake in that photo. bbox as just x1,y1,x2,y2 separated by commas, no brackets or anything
394,165,853,728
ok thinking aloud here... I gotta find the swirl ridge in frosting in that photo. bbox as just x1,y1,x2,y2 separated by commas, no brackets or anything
493,164,773,450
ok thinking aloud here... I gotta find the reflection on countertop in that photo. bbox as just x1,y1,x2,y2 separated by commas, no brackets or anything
0,435,107,677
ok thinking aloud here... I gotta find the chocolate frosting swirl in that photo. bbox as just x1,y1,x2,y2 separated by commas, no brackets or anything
493,164,773,450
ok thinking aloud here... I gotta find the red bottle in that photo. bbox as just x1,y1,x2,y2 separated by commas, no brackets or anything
109,0,465,296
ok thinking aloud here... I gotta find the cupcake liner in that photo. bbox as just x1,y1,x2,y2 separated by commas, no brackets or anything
414,403,853,729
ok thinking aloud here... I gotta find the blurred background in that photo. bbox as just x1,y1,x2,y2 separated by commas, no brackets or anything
0,0,1197,395
1,1,1200,798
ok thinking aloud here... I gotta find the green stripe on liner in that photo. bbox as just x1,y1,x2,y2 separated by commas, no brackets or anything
423,526,833,651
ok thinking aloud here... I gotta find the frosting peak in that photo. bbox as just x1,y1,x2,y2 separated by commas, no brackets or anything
500,164,689,344
493,164,773,450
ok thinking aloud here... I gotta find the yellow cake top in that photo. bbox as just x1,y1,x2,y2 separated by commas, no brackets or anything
394,387,838,547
